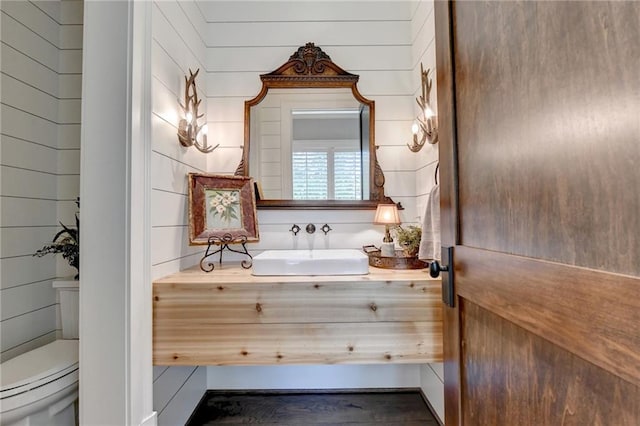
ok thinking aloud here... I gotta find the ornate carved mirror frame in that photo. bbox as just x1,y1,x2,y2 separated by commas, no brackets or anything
236,43,398,210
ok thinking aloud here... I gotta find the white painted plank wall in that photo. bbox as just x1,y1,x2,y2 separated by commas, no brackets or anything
149,1,440,421
203,0,419,260
150,1,208,423
412,0,439,225
0,0,82,362
410,1,444,424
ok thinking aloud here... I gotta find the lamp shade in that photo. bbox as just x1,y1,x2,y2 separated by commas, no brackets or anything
373,204,401,225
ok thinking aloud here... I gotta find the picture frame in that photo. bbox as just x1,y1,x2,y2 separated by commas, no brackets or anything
188,173,260,245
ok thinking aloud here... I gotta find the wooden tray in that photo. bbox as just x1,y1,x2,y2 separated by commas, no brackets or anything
363,246,428,270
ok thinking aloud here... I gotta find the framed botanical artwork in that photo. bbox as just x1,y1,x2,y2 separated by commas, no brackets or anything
188,173,260,245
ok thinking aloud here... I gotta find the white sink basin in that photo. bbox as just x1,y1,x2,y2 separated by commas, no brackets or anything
252,249,369,276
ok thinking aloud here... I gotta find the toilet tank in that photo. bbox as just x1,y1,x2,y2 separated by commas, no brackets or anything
52,280,79,339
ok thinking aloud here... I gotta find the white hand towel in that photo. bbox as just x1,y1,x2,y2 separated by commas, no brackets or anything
418,184,441,261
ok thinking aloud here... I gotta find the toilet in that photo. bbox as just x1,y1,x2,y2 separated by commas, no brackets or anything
1,280,79,426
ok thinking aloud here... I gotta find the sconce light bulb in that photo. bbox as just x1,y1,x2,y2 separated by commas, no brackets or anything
202,124,208,135
411,122,419,135
424,106,435,119
185,111,193,123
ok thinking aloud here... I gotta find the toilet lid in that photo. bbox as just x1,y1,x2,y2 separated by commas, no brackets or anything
1,340,78,398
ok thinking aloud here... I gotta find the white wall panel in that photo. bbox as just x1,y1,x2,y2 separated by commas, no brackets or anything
1,1,60,49
1,280,56,321
1,167,56,199
374,96,415,121
58,99,81,124
58,74,82,98
59,1,83,25
1,197,57,228
58,49,82,73
145,0,436,418
420,363,444,424
0,305,57,354
155,1,206,62
0,44,59,96
0,0,82,360
57,149,81,175
206,145,244,175
157,367,206,426
0,11,59,71
150,151,203,195
59,26,83,49
151,190,188,227
58,124,81,149
178,0,207,42
151,1,209,416
205,21,410,48
153,366,198,416
1,75,59,123
206,45,412,73
1,226,59,258
31,0,61,23
151,226,201,266
151,40,184,95
1,105,58,148
151,252,202,281
207,365,420,390
0,332,56,363
151,115,207,169
57,175,79,200
0,256,56,291
199,1,411,23
152,2,206,76
2,136,58,174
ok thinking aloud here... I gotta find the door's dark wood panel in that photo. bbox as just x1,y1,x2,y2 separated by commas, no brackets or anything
461,300,639,425
453,2,640,275
455,245,640,389
435,2,462,426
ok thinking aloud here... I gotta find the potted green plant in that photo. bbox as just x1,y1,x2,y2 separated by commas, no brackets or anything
34,198,79,279
393,225,422,258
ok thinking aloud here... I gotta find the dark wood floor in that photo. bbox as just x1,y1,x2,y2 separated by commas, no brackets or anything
186,390,439,425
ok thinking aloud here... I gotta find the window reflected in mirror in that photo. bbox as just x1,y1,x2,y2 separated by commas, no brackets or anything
249,89,371,201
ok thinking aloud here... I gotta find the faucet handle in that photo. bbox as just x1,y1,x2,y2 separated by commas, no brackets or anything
290,224,301,236
321,224,332,235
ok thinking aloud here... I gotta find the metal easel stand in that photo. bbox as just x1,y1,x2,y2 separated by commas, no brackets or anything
200,233,253,272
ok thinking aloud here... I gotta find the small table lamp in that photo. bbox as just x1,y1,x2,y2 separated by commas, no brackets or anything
374,204,401,257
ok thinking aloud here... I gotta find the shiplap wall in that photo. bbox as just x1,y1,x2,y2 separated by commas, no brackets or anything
198,2,441,415
412,0,439,227
203,1,422,254
150,1,208,424
153,0,438,422
0,0,82,363
410,1,443,423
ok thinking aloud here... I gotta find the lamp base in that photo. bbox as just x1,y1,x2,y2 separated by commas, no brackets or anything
380,242,395,257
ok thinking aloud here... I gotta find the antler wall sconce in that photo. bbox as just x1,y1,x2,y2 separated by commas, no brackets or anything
177,68,218,153
407,64,438,152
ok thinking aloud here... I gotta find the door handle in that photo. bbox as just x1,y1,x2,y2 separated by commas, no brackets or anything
429,260,449,278
430,246,455,307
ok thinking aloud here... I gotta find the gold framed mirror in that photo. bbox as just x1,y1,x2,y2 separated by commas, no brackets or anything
235,43,398,210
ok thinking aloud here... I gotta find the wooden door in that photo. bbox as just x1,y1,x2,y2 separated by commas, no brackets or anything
434,2,640,424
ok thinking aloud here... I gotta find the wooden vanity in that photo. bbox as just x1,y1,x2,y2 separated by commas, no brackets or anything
153,265,442,366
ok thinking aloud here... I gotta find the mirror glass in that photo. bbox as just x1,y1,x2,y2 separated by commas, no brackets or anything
249,88,370,201
236,43,396,209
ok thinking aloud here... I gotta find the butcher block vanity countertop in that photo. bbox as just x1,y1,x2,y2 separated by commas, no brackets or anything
153,263,438,284
153,264,443,366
